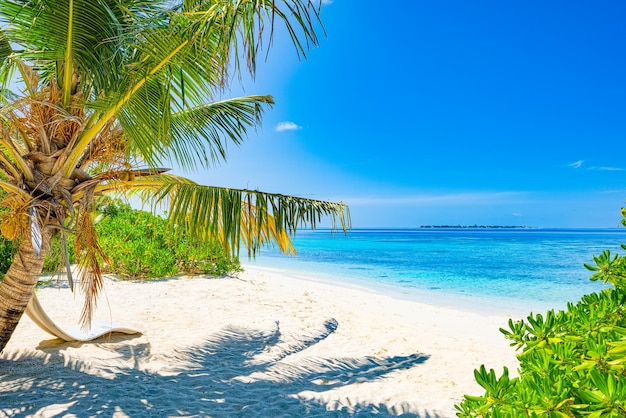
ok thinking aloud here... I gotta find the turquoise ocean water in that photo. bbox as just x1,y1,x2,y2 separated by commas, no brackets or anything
242,228,626,316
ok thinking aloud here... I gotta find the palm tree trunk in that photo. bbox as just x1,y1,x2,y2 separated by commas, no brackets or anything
0,227,50,352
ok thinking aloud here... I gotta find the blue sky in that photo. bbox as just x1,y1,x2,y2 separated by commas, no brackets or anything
194,1,626,228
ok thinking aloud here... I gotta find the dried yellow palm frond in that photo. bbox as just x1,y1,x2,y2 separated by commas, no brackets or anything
74,208,110,328
0,107,36,155
240,200,296,256
45,111,83,151
27,96,83,154
0,194,30,240
0,124,34,182
2,80,85,162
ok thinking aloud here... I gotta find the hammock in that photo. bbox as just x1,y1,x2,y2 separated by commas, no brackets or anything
25,293,140,342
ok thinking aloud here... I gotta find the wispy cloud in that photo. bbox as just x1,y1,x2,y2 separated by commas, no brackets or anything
321,0,333,4
275,121,302,132
568,160,623,171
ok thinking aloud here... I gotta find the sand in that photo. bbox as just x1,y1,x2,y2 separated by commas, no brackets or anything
0,265,521,417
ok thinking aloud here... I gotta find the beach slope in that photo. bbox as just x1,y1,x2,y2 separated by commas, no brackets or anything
0,265,518,417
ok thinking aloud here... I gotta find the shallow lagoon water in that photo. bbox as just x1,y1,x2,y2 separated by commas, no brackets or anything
243,228,626,316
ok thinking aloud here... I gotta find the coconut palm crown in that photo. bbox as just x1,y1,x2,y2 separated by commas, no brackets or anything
0,0,350,352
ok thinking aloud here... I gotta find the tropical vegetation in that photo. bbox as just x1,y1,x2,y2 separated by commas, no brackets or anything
0,0,350,352
95,200,241,279
0,237,14,279
40,199,241,279
456,210,626,417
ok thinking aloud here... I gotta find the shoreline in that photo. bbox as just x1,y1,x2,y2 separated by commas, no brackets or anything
247,227,619,319
241,261,560,317
1,266,520,417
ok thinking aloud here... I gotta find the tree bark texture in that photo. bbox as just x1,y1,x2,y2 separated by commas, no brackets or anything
0,228,49,352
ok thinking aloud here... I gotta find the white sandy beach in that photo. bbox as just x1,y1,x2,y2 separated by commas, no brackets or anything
0,265,520,417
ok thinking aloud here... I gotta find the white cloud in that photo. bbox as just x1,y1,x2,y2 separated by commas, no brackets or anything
321,0,333,4
275,121,302,132
568,160,623,171
589,166,624,171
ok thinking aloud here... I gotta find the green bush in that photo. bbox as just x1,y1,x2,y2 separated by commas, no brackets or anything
0,237,15,279
95,201,177,279
42,234,76,274
95,200,241,280
456,214,626,417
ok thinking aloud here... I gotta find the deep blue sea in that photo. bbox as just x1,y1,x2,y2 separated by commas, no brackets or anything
242,228,626,316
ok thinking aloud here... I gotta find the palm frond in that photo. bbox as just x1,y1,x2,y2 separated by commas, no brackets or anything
165,95,273,170
62,31,190,176
0,0,157,91
177,0,322,77
0,28,11,67
137,176,350,257
0,27,14,101
93,173,348,257
0,139,31,181
0,192,29,240
61,0,75,107
74,206,109,328
240,198,296,255
0,179,30,200
113,77,172,168
12,58,38,98
0,135,21,181
70,168,171,203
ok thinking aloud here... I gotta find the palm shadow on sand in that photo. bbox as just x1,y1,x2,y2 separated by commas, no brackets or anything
0,318,442,417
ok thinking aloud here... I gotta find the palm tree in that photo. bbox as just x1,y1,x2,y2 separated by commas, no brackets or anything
0,0,350,352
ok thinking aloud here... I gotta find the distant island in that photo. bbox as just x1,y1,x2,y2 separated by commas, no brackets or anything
420,225,533,229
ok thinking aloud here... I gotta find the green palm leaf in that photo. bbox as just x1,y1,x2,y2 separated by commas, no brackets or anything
165,95,273,169
130,175,350,257
0,0,155,92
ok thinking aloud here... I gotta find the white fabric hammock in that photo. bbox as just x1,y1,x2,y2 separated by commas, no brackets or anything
25,293,140,342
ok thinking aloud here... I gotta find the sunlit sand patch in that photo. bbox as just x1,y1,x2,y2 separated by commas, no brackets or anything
1,266,518,416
